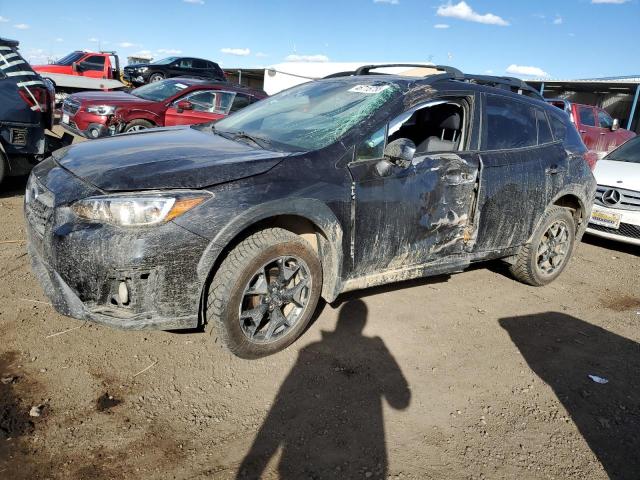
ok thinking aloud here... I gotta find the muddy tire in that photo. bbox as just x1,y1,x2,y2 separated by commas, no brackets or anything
148,73,164,83
206,228,322,359
510,207,576,286
124,119,154,133
0,152,6,186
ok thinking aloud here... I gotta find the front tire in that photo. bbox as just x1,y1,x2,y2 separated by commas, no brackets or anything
509,206,576,286
124,119,154,133
206,228,322,359
148,73,164,83
0,152,6,186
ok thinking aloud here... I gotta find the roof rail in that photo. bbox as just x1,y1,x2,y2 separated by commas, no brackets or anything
354,63,464,80
461,74,544,99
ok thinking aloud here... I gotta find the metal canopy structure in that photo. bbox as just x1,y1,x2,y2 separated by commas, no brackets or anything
527,77,640,132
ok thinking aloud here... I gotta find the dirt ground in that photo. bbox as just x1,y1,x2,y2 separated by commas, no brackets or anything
0,171,639,480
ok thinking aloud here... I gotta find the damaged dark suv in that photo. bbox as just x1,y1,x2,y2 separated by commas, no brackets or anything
26,65,596,358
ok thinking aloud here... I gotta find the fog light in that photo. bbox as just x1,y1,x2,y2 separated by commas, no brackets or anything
118,281,129,305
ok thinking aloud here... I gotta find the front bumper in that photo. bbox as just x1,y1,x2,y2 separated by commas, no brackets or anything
25,164,211,330
586,204,640,246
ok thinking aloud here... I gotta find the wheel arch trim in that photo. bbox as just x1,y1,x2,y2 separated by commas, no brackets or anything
196,198,345,302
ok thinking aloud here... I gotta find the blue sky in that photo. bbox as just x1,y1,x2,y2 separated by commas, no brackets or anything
0,0,638,79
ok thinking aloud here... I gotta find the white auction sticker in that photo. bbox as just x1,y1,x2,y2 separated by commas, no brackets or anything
348,85,390,94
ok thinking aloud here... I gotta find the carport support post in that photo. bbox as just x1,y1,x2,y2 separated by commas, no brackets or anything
539,82,545,96
627,84,640,131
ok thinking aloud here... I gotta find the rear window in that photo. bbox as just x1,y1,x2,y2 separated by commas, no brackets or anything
536,108,553,144
0,45,36,76
485,95,537,150
578,106,596,127
548,110,586,151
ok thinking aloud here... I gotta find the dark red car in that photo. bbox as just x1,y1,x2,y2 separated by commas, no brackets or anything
60,78,266,138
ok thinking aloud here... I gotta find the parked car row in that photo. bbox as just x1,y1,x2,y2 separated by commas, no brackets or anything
60,77,266,138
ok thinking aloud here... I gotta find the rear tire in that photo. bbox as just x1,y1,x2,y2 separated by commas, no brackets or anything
148,73,164,83
124,119,154,133
206,228,322,359
509,206,576,286
0,151,7,186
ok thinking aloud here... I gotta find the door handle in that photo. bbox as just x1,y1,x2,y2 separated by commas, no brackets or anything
599,132,606,135
579,130,587,134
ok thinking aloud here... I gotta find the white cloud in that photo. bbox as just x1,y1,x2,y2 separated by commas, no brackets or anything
220,47,251,56
434,23,450,29
0,16,9,22
373,0,399,4
506,64,549,78
285,54,329,63
591,0,630,3
14,23,29,30
157,48,182,55
55,37,64,42
437,1,509,26
118,42,138,48
88,37,99,42
553,15,563,25
183,0,204,4
255,52,269,58
485,69,494,74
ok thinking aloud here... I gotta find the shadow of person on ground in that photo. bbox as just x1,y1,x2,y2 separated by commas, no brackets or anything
500,312,640,480
237,299,411,479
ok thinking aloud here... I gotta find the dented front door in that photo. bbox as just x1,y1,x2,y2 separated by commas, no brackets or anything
347,152,480,277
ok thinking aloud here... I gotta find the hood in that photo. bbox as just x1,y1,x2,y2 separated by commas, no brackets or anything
593,159,640,192
54,126,289,191
69,90,154,106
125,63,151,70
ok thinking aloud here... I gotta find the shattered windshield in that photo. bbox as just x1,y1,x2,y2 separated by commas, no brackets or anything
606,136,640,164
131,80,189,101
214,80,400,151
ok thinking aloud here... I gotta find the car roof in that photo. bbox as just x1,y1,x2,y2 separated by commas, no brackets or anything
323,65,546,105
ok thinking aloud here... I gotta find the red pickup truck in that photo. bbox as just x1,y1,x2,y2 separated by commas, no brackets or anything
32,51,125,103
548,99,636,155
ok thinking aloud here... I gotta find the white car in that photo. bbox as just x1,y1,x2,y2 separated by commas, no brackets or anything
586,136,640,246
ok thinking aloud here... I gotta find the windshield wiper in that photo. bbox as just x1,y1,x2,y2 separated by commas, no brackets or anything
222,130,272,149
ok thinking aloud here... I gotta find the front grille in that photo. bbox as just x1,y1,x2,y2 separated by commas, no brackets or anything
25,176,54,237
588,221,640,240
62,98,80,115
594,185,640,211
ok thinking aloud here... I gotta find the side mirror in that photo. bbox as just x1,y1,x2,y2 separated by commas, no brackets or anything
176,100,193,112
611,118,620,131
383,138,416,168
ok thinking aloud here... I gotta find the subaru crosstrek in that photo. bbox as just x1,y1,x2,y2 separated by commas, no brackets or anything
25,65,596,358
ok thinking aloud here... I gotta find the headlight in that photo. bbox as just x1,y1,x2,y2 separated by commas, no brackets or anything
71,191,211,227
138,67,148,73
86,105,117,116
